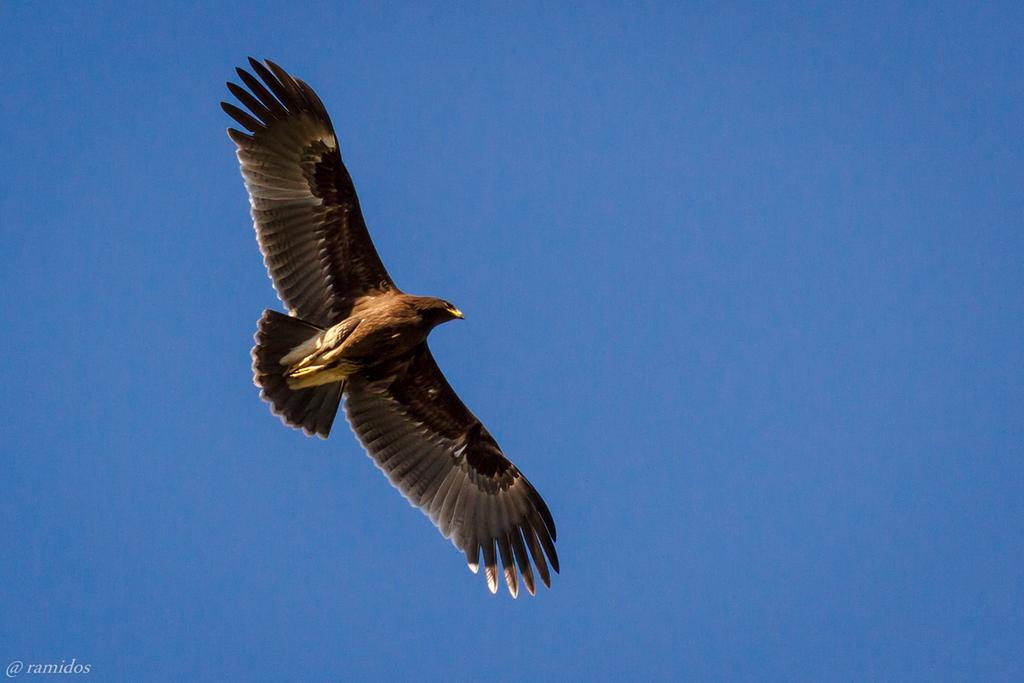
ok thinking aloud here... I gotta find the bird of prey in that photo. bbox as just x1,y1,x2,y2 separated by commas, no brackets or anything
221,58,558,597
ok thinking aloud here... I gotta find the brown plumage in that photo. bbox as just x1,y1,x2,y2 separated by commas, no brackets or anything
223,58,558,596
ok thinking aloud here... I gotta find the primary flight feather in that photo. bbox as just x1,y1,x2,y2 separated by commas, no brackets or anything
222,58,558,597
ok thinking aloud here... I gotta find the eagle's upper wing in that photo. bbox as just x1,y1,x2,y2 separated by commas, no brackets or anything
344,345,559,597
222,58,395,327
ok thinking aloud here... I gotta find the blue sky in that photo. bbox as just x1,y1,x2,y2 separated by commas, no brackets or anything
1,2,1021,680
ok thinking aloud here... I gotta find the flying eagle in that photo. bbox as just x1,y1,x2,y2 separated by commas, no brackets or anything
222,58,558,597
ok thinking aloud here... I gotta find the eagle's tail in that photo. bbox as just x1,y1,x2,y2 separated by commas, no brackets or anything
251,309,344,439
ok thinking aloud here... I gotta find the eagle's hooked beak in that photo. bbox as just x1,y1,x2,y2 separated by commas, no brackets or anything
447,306,464,320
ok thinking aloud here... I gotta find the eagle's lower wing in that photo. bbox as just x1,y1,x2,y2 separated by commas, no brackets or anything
223,58,395,327
344,345,558,597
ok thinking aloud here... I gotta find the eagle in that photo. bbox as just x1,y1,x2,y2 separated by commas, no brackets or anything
222,58,558,597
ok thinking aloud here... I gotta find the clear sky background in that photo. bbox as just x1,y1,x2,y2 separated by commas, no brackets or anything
1,2,1021,681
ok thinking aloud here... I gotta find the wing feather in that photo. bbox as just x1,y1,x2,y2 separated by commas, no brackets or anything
524,525,551,588
511,526,536,596
497,534,518,598
465,540,480,574
483,539,499,594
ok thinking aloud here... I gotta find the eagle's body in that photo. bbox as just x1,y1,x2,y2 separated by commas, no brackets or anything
281,294,463,390
222,58,558,597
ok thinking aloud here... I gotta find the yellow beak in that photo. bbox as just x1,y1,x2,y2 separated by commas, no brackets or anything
447,307,464,319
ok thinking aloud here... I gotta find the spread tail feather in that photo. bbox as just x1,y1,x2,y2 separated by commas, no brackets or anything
251,309,343,438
